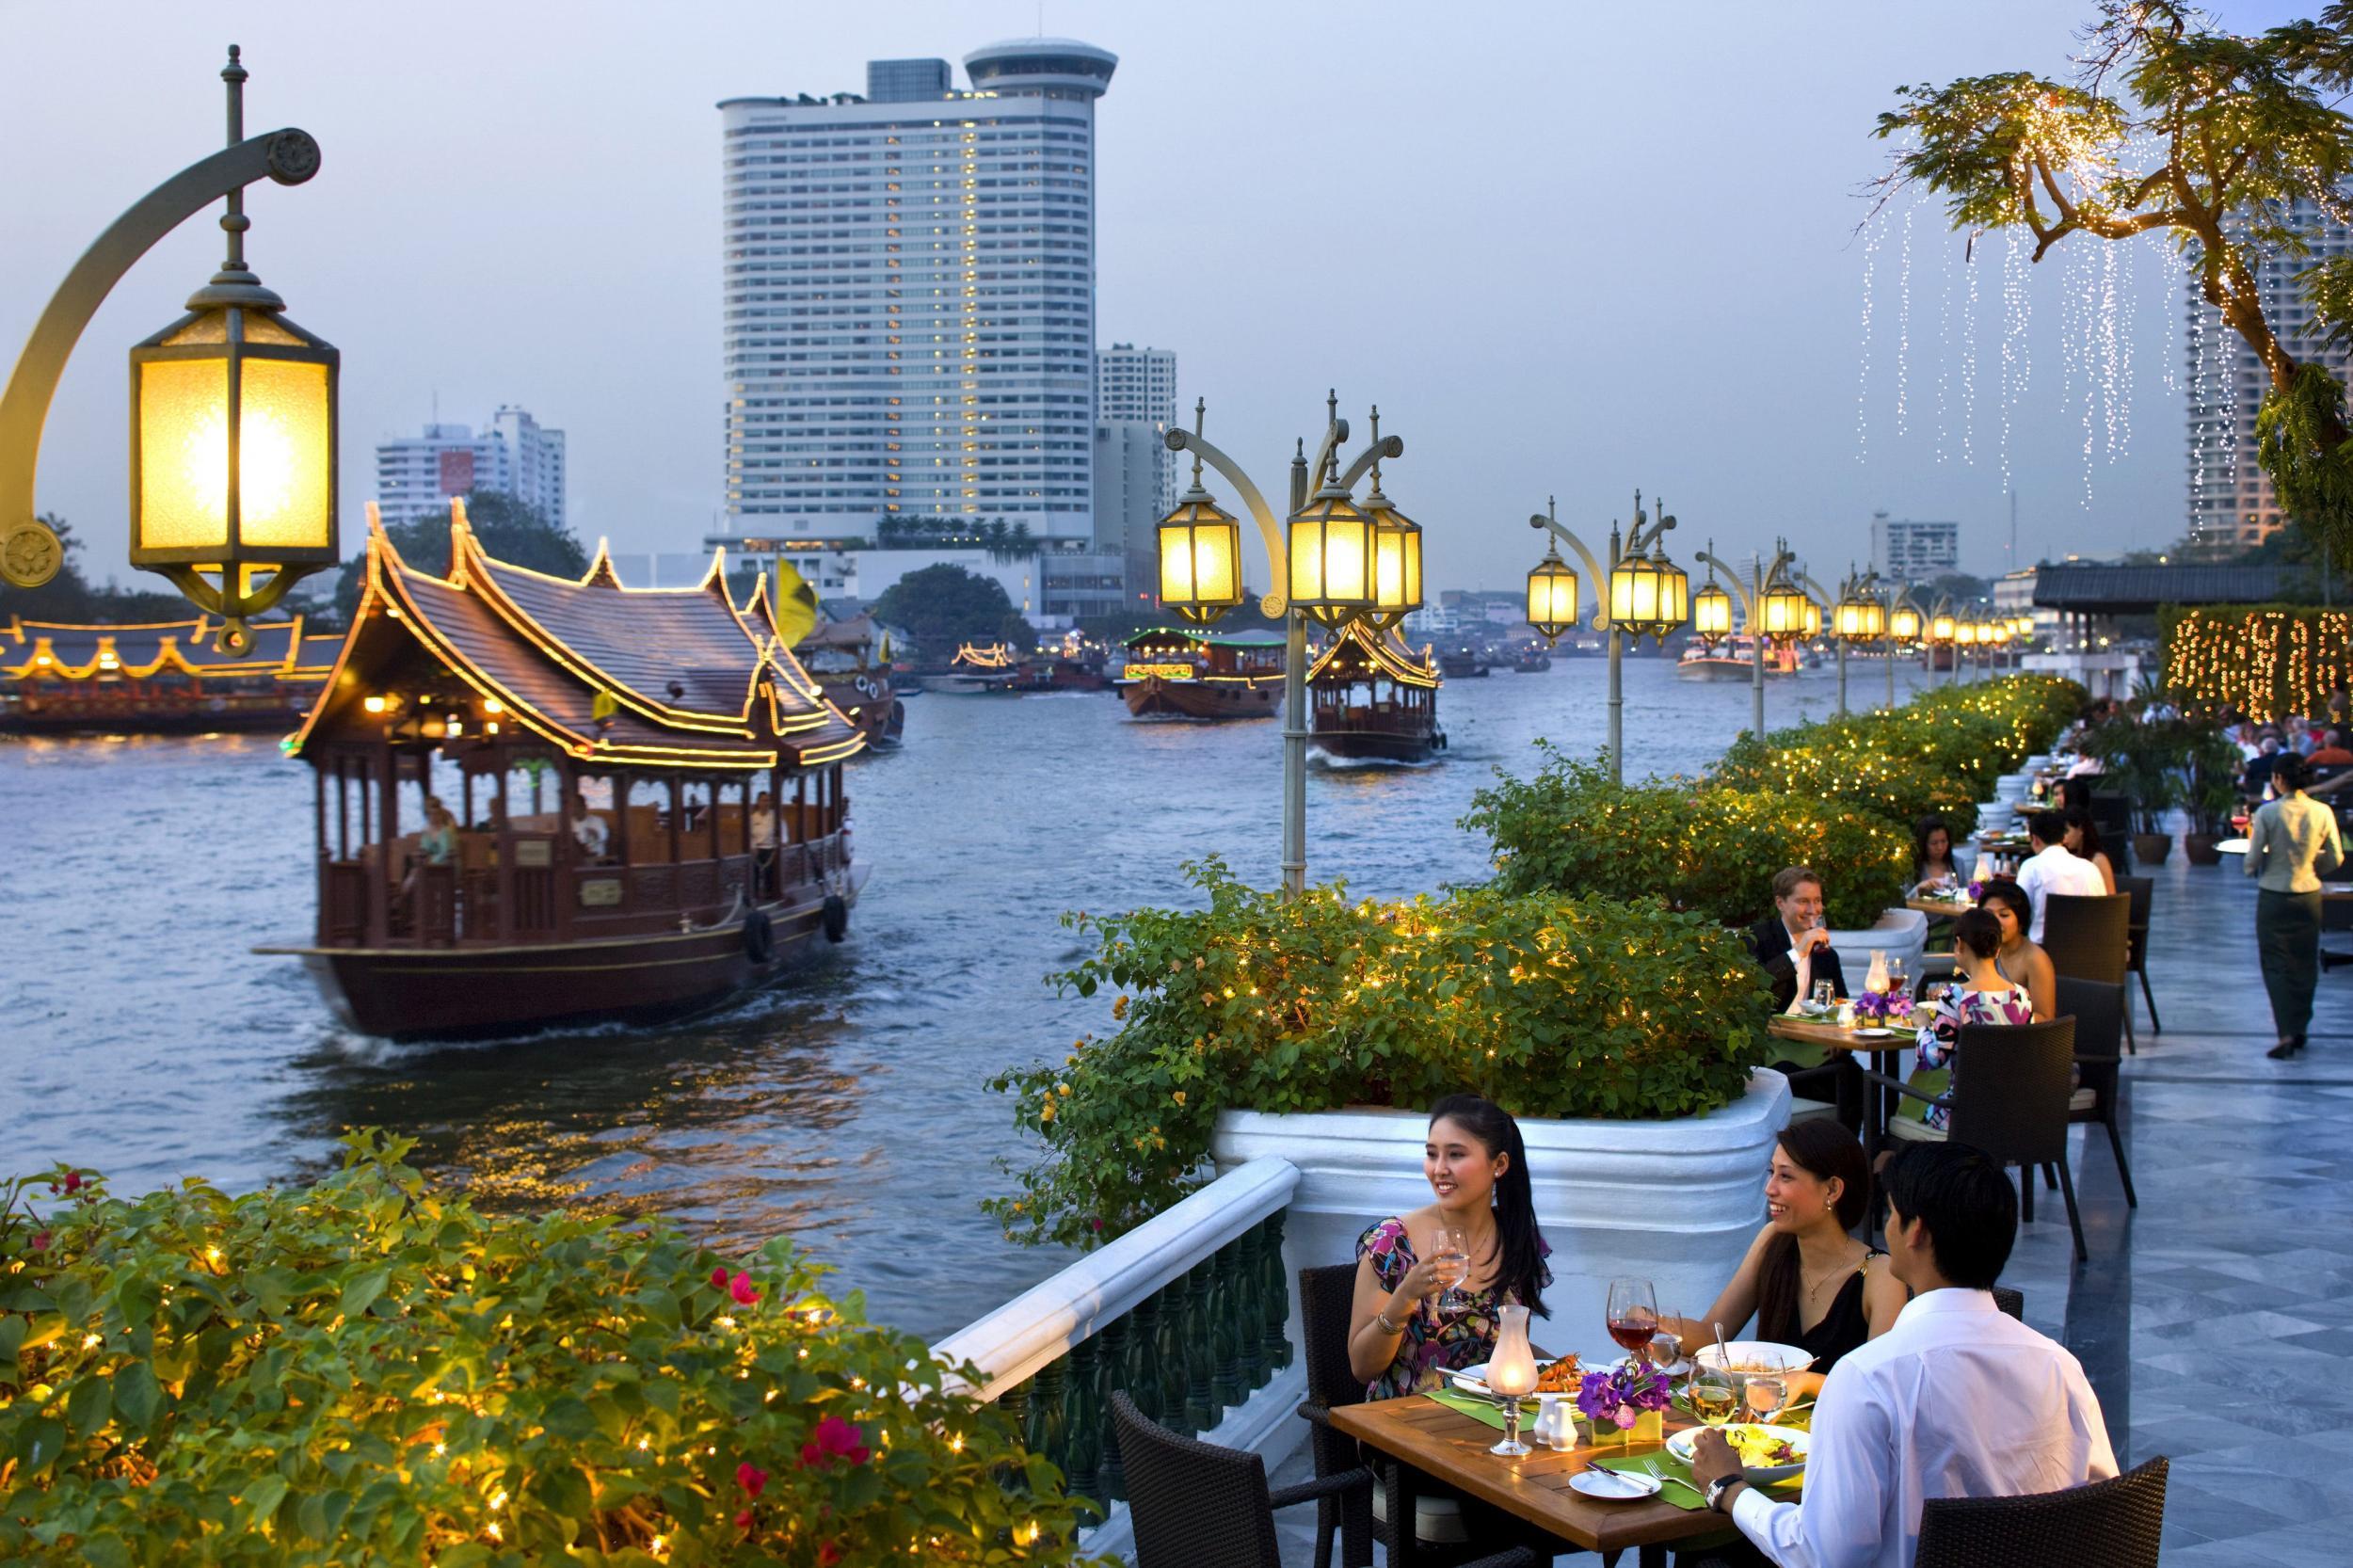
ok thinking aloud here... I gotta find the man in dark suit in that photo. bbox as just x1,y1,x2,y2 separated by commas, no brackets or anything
1749,866,1860,1131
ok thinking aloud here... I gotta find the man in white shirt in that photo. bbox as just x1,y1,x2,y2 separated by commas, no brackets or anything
2014,810,2107,943
1690,1143,2117,1568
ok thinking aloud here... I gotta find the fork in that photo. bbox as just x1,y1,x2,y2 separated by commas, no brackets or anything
1641,1458,1703,1500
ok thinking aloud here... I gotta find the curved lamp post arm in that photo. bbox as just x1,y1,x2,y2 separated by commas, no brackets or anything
1691,548,1758,622
1335,431,1402,493
1530,512,1613,631
0,129,323,584
1166,426,1292,616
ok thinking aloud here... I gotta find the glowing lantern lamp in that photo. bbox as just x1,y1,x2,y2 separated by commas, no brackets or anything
1288,472,1377,627
1834,587,1885,642
1954,620,1979,648
1609,542,1688,642
1889,604,1923,644
1929,610,1957,644
1364,493,1423,632
1760,575,1810,645
1800,595,1824,640
1526,540,1579,645
1692,579,1734,646
1156,474,1245,625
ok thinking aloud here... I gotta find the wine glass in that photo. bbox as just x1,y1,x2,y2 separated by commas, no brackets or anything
1742,1354,1789,1421
1886,955,1909,997
1689,1368,1741,1428
1605,1277,1658,1360
1429,1224,1471,1316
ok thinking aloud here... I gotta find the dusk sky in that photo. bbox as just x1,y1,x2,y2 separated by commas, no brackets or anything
0,0,2310,596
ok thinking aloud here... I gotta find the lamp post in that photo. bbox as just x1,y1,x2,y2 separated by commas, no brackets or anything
1691,537,1799,741
1827,567,1888,718
1159,392,1409,898
0,48,335,651
1924,599,1958,686
1523,491,1687,781
1884,589,1926,711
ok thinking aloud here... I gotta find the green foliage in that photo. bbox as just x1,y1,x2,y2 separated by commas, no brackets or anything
332,491,586,622
0,1134,1104,1567
2257,364,2353,556
872,565,1037,659
1466,746,1913,932
986,861,1774,1248
1710,733,1984,845
2082,715,2195,833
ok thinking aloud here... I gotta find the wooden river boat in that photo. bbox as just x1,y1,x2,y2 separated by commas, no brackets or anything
255,505,867,1040
0,615,336,734
1115,627,1284,720
1308,621,1446,762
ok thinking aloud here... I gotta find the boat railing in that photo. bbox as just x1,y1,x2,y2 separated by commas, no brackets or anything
932,1155,1305,1555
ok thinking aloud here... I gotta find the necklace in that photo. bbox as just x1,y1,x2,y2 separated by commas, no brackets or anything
1800,1246,1859,1303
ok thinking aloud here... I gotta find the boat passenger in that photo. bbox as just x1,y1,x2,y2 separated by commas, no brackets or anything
396,796,460,919
1975,881,2057,1022
750,794,778,898
1657,1120,1902,1376
568,792,611,864
1350,1094,1550,1399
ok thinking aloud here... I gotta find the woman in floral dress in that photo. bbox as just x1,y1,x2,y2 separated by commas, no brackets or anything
1905,908,2036,1134
1350,1094,1551,1400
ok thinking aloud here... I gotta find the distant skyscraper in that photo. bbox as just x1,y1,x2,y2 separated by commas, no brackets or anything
2185,195,2353,549
717,40,1118,544
1868,511,1959,584
1096,343,1177,518
375,407,566,531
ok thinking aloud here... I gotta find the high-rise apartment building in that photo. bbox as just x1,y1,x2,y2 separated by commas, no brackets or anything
1096,342,1177,513
718,40,1117,544
375,406,566,531
2185,196,2353,548
1868,511,1959,584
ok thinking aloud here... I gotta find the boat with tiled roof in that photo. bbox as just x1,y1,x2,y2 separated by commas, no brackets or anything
253,501,867,1040
0,614,317,733
1307,621,1446,762
1115,627,1284,720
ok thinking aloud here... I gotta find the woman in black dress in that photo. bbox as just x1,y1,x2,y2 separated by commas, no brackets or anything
1659,1120,1904,1374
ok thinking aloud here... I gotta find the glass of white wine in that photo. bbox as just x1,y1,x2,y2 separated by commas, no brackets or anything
1429,1224,1471,1316
1689,1368,1741,1427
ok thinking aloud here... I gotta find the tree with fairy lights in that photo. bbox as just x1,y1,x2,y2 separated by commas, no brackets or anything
1873,1,2353,550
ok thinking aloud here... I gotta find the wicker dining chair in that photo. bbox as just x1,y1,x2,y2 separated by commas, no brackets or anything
1991,1286,2025,1320
1913,1456,2169,1568
2056,977,2137,1208
2116,874,2159,1037
1112,1391,1534,1568
2041,891,2134,1050
1865,1016,2087,1262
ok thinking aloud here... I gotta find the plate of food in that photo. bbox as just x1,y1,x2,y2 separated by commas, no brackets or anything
1447,1352,1583,1401
1692,1340,1815,1375
1666,1422,1810,1482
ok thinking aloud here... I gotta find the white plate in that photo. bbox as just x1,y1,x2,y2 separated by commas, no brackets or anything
1570,1469,1662,1502
1693,1341,1815,1374
2215,838,2250,855
1447,1362,1581,1401
1850,1026,1898,1040
1666,1422,1811,1482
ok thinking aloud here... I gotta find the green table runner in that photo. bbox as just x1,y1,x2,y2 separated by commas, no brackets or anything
1423,1386,1513,1430
1591,1452,1802,1512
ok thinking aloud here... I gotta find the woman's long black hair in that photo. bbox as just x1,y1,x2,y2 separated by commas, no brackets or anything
1912,814,1953,881
1428,1094,1547,1317
1753,1120,1869,1342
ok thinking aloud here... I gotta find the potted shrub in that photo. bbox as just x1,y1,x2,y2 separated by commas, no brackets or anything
2083,715,2185,865
2183,728,2244,865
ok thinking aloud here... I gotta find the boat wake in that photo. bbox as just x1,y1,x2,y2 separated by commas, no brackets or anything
1308,752,1445,773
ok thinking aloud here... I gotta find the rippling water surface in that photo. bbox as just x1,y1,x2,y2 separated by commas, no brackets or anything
0,652,1931,1337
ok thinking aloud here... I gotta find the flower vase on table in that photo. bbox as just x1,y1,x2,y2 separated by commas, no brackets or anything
1576,1358,1673,1449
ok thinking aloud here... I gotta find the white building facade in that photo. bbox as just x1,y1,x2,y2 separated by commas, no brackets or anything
1096,344,1177,516
374,407,567,531
1867,511,1959,584
2185,196,2353,549
717,40,1116,545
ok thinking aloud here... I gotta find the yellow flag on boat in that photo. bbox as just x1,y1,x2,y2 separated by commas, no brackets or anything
876,629,893,664
590,689,618,724
772,560,820,648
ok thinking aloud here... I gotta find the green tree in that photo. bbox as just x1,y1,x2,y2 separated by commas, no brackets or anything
872,563,1036,657
1874,2,2353,552
331,489,586,620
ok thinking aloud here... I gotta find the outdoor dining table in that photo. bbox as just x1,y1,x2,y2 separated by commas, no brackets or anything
1330,1396,1742,1567
1769,1012,1913,1161
1905,893,1975,916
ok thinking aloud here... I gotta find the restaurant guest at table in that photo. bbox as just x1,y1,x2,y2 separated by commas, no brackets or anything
1750,868,1863,1132
1975,882,2056,1022
2247,752,2345,1060
2015,811,2105,943
1657,1120,1902,1375
1690,1142,2115,1568
1901,910,2036,1135
1350,1095,1550,1399
2060,806,2117,895
1909,816,1961,891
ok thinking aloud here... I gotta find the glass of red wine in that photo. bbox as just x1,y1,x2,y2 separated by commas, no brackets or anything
1605,1276,1659,1361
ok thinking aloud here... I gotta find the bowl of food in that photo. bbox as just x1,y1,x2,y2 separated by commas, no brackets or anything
1666,1422,1810,1482
1692,1340,1814,1375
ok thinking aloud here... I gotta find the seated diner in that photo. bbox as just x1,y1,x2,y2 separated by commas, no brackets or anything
1975,881,2057,1022
1657,1119,1903,1376
2061,805,2117,895
1895,909,2035,1140
1910,814,1961,891
1750,866,1861,1132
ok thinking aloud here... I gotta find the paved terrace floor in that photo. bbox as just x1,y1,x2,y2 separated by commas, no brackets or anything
1270,844,2353,1566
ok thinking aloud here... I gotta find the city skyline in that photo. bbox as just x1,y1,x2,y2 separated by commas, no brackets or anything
0,0,2309,600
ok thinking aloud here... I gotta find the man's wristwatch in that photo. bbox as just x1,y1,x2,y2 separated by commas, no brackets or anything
1705,1474,1744,1513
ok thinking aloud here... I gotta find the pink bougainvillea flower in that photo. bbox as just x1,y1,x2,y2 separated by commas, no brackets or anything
818,1543,842,1566
61,1171,82,1194
735,1509,756,1533
799,1416,871,1470
29,1231,49,1252
711,1266,730,1290
728,1271,760,1305
737,1461,767,1497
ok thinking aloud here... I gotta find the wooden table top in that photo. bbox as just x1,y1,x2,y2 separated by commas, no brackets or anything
1768,1014,1910,1051
1330,1395,1721,1556
1905,895,1974,915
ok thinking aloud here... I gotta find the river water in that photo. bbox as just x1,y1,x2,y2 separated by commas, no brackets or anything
0,651,1933,1338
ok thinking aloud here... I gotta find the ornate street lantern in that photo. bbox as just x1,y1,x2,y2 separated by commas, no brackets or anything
1288,470,1376,627
1929,609,1957,644
1954,619,1979,648
1834,585,1885,642
1692,579,1734,646
1609,540,1687,642
1888,603,1924,645
1156,471,1245,625
1759,572,1810,645
1361,441,1422,631
1526,540,1579,645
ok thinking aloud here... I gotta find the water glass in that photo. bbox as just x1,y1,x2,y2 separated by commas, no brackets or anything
1743,1357,1789,1420
1430,1224,1471,1316
1886,956,1908,996
1810,979,1835,1011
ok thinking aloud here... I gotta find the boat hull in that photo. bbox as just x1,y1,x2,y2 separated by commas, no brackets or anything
1310,727,1445,761
815,674,904,747
1118,676,1280,720
259,871,866,1042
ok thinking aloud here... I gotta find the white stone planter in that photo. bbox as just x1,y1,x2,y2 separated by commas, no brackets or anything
1826,906,1926,987
1210,1070,1792,1353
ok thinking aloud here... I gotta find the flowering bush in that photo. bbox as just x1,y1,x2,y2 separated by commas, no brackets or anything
987,861,1775,1247
1465,747,1913,931
1575,1358,1673,1430
0,1134,1107,1567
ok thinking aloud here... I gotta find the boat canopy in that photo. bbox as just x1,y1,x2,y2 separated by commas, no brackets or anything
1,614,305,680
1123,627,1288,650
1306,620,1440,689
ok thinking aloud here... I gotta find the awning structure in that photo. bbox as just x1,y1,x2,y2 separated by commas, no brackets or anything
1,615,303,680
2031,564,2294,616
